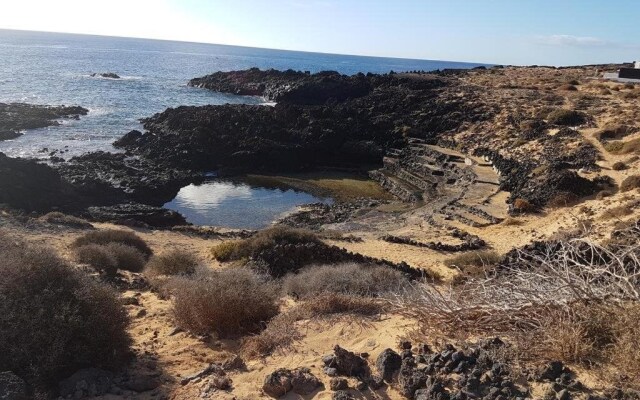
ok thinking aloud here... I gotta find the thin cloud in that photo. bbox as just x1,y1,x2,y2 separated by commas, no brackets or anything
535,34,610,47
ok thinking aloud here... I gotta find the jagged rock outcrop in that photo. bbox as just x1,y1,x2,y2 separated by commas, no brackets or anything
0,103,87,141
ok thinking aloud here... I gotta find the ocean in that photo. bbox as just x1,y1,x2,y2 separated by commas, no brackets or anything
0,29,488,160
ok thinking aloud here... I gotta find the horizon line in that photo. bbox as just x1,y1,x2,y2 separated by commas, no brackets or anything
0,27,499,67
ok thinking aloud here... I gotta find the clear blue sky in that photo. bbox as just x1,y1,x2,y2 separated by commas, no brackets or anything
1,0,639,65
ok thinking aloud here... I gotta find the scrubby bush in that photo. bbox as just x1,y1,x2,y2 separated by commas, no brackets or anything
75,244,118,277
73,229,152,258
74,243,146,275
107,243,146,272
612,161,627,171
39,212,93,229
211,226,320,261
171,268,279,337
145,249,199,277
0,234,130,388
444,250,501,269
601,204,634,220
547,191,579,208
210,226,353,277
559,84,577,91
620,175,640,192
299,292,383,316
546,108,587,126
283,263,408,298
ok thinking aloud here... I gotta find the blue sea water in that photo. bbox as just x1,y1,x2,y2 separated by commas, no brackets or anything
0,29,487,228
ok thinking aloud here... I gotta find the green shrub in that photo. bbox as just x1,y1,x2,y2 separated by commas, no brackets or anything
612,161,627,171
282,263,408,298
73,229,152,258
211,240,242,262
145,249,199,277
0,235,130,388
546,109,588,126
171,268,279,337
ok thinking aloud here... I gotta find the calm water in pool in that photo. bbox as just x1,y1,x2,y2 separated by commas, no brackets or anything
163,180,332,229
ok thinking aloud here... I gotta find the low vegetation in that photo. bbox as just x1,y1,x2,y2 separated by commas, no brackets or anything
38,211,93,229
620,175,640,192
546,108,587,126
74,242,146,275
171,268,279,337
283,262,409,298
73,229,152,258
604,138,640,155
0,233,130,390
444,250,501,269
145,249,199,277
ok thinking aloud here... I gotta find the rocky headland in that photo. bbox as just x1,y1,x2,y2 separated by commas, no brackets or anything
0,102,87,141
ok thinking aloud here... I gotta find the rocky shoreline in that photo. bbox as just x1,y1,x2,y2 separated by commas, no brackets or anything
0,66,622,228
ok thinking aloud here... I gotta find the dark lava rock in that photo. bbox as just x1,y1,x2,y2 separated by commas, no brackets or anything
263,369,293,397
58,368,114,398
86,203,187,228
536,361,565,382
290,368,322,395
92,72,121,79
189,68,372,105
332,346,369,379
330,377,349,391
332,390,354,400
263,367,321,397
55,151,199,206
0,103,88,141
376,348,402,382
397,358,428,398
0,152,81,212
414,379,449,400
0,371,27,400
122,69,487,176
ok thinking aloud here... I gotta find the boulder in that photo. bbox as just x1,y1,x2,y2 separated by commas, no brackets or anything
376,348,402,382
332,346,369,378
0,372,27,400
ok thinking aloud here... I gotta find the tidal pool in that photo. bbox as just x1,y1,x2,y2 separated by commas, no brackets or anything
163,180,332,229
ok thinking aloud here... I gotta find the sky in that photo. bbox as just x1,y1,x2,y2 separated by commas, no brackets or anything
0,0,639,66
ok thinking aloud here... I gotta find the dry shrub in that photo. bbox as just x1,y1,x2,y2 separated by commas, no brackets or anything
620,175,640,192
171,268,279,337
145,249,199,277
612,161,627,171
605,138,640,155
594,124,635,141
444,250,501,269
107,243,146,272
596,190,614,200
282,263,408,298
210,240,242,262
74,243,146,275
547,191,579,208
243,293,384,358
73,229,152,258
559,84,577,91
39,212,93,229
546,108,588,126
0,234,130,388
501,217,524,226
75,244,118,277
512,198,534,213
601,204,634,220
211,226,320,262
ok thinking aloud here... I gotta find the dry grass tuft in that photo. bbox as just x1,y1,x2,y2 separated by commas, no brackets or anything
282,263,409,298
170,268,279,337
145,249,199,277
73,229,152,258
501,217,524,226
601,204,635,220
605,138,640,155
546,108,588,126
512,198,534,213
74,243,146,275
